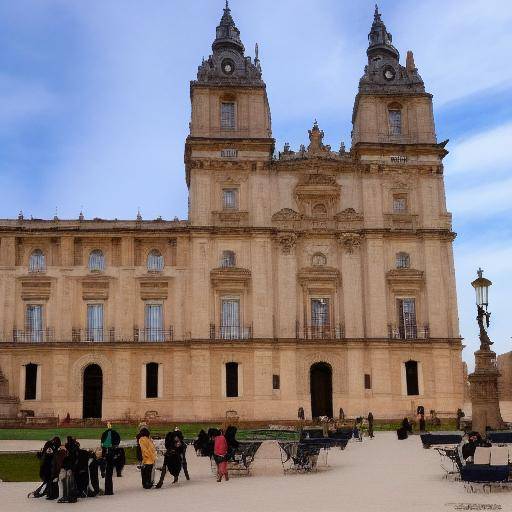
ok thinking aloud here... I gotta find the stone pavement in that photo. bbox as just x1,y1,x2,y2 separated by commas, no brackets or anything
2,433,512,512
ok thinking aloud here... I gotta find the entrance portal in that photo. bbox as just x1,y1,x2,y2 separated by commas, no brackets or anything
310,362,333,418
83,364,103,419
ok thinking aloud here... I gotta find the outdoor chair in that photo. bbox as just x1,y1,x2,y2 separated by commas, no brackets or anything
227,441,262,475
420,431,463,448
487,431,512,444
278,441,324,473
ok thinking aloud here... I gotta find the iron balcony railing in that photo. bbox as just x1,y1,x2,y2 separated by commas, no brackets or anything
388,324,430,340
296,323,345,340
133,327,174,342
13,328,54,343
72,328,115,342
210,324,252,340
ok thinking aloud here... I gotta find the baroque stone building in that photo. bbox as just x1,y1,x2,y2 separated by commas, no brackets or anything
0,5,464,421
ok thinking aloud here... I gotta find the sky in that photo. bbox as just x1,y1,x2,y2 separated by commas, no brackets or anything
0,0,511,365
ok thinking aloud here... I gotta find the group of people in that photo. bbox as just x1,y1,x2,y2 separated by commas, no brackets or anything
29,424,125,503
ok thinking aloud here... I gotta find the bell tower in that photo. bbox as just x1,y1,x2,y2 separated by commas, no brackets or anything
185,1,273,225
352,6,436,146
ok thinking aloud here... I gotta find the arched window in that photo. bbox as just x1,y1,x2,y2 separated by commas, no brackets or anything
221,250,236,268
28,249,46,273
147,249,164,272
312,203,327,217
226,362,239,397
405,360,419,396
145,362,159,398
396,252,410,269
88,250,105,272
388,103,402,135
312,253,327,267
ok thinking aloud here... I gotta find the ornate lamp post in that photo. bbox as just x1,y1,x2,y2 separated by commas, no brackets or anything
468,268,504,434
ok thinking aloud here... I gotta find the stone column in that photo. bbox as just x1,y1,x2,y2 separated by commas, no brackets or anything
275,234,298,338
251,237,273,338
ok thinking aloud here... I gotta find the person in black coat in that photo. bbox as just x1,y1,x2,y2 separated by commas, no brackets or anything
155,430,183,488
100,424,121,496
58,437,79,503
29,437,61,499
367,412,374,438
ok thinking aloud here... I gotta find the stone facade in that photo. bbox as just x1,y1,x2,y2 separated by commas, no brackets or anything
0,5,464,421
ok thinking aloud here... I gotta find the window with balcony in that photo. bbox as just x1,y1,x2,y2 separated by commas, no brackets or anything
389,107,402,135
146,362,159,398
226,362,239,397
223,189,237,209
393,195,408,213
220,298,240,339
221,102,236,129
28,249,46,273
397,298,417,339
24,363,38,400
145,304,163,342
396,252,410,269
25,305,43,342
221,250,236,268
147,249,164,272
87,304,104,342
88,249,105,271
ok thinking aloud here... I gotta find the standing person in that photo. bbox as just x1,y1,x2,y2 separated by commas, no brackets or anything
174,428,190,481
456,408,465,430
138,428,157,489
58,437,79,503
100,422,121,496
367,412,374,438
156,429,182,488
213,430,229,482
30,437,60,499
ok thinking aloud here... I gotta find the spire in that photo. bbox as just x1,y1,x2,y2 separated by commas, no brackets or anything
367,4,399,62
212,0,244,54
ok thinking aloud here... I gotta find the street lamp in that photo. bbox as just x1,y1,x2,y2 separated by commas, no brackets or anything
471,268,492,349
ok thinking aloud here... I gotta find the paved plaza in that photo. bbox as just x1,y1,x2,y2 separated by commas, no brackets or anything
2,433,512,512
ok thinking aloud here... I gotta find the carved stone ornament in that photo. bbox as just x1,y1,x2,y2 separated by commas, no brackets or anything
334,208,364,222
337,232,362,254
277,233,298,255
271,208,303,222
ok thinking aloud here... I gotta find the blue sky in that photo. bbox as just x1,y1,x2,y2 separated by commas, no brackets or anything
0,0,511,364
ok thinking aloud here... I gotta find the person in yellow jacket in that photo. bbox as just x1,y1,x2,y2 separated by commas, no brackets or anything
137,428,157,489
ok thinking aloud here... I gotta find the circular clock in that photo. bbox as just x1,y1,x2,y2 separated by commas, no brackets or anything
383,66,396,81
221,59,235,75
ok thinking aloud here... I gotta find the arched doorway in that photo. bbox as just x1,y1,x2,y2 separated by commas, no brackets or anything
83,364,103,419
310,362,333,418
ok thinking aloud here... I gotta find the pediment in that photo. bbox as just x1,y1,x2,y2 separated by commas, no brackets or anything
210,267,252,287
138,277,170,300
386,268,425,284
18,276,55,301
298,266,341,285
272,208,303,222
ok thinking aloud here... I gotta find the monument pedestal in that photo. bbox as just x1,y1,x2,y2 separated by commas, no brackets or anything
468,348,504,435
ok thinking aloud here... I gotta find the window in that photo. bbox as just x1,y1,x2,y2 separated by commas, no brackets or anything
28,249,46,273
312,203,327,217
311,299,330,327
88,250,105,271
87,304,104,341
312,253,327,267
25,363,38,400
223,189,237,209
147,249,164,272
221,102,236,129
393,195,407,213
364,374,372,390
25,305,43,342
389,108,402,135
396,252,410,269
221,298,240,339
405,360,419,396
272,374,280,390
397,298,417,339
221,250,236,268
145,304,163,341
226,362,239,397
146,362,159,398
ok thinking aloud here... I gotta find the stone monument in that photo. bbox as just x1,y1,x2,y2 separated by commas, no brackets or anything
468,269,504,434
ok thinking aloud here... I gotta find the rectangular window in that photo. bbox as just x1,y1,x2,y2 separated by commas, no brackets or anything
389,109,401,135
221,298,240,339
25,363,38,400
397,298,417,339
87,304,104,342
405,361,419,396
272,374,280,390
25,305,43,342
393,196,407,213
226,362,239,397
146,363,159,398
223,189,237,209
364,374,372,390
311,299,330,327
221,102,236,129
145,304,163,341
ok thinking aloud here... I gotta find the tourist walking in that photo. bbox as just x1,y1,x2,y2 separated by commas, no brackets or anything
367,412,374,438
155,429,183,488
138,428,157,489
100,423,121,495
213,430,229,482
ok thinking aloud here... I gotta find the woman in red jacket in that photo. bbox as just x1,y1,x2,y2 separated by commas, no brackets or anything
213,430,229,482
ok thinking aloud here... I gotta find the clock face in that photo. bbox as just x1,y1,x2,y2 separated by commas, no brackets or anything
383,66,396,81
221,59,235,75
